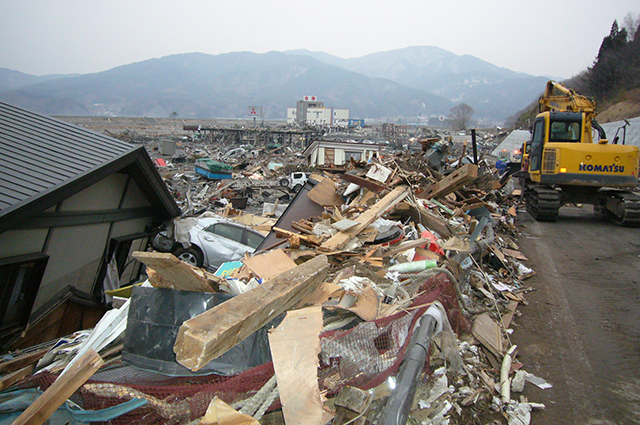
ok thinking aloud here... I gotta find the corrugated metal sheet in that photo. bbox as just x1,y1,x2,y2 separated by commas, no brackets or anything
0,102,138,214
600,117,640,147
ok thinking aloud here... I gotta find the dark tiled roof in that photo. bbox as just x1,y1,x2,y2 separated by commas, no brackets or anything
0,102,180,230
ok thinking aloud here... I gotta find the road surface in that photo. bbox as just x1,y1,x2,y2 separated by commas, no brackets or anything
512,205,640,424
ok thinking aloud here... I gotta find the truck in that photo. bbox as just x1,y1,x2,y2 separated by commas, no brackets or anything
520,81,640,225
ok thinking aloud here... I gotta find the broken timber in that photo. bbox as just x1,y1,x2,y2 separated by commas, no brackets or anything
11,349,104,425
340,172,391,193
419,163,478,199
174,255,330,371
319,186,409,252
132,251,221,292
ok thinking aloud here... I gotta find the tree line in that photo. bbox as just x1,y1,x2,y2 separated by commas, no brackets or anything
510,12,640,129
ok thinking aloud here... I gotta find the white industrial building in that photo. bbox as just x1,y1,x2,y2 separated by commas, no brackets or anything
287,97,349,126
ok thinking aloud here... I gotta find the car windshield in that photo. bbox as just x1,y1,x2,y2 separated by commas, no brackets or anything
246,232,264,249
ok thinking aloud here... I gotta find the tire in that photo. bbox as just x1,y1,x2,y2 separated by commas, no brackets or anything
279,178,289,187
175,246,204,268
292,184,302,192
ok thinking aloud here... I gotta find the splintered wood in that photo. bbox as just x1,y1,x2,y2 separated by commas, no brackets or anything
174,255,330,371
319,186,409,252
132,251,220,292
419,163,478,199
12,349,104,425
269,306,333,425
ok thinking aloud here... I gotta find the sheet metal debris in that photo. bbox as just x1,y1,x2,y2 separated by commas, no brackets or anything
0,131,552,425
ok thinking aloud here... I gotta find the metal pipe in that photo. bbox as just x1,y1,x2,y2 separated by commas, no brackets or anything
471,129,478,164
377,305,443,425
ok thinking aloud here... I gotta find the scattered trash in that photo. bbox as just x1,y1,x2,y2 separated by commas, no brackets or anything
0,128,551,425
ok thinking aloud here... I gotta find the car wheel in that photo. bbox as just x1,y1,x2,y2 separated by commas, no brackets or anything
279,178,289,187
292,184,302,192
175,246,204,268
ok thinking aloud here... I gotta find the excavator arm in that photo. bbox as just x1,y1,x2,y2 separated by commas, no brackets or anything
539,80,596,114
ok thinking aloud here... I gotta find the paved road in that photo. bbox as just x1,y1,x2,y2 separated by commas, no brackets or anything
512,205,640,424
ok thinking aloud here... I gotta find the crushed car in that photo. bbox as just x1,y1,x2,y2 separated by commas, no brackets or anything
151,212,265,271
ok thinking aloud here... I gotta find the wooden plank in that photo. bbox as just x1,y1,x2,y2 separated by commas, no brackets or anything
410,205,454,239
0,347,50,375
306,178,344,206
419,163,478,199
319,186,409,252
242,249,297,281
11,349,104,425
0,364,35,391
268,306,333,425
472,312,505,359
372,238,431,259
340,173,391,193
174,255,330,371
132,251,219,292
502,248,529,261
501,301,519,328
273,227,322,246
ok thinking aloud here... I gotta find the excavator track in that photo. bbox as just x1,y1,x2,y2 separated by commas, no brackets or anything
526,186,561,221
596,190,640,227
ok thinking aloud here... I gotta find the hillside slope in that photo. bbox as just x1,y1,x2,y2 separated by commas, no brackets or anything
0,52,452,120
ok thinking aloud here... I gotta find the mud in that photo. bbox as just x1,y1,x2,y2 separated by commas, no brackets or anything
513,205,640,424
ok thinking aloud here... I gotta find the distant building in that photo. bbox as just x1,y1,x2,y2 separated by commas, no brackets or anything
287,97,349,126
302,140,382,167
382,123,408,139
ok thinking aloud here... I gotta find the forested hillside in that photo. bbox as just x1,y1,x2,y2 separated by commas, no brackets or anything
512,14,640,127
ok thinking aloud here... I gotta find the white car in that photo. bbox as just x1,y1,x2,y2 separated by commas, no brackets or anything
152,216,265,271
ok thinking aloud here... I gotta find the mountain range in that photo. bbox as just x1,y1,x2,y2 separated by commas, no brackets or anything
0,47,550,125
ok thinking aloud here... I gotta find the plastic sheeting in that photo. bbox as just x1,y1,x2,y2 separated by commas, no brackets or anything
123,286,274,377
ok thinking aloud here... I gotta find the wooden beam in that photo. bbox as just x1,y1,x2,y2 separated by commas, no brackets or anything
132,251,220,292
340,173,391,193
174,255,330,371
0,347,50,375
419,163,478,199
0,364,35,391
11,349,104,425
319,186,409,252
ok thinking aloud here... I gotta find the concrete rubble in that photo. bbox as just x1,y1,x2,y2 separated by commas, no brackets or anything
0,129,553,425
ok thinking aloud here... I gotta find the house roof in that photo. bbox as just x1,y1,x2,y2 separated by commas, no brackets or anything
0,102,180,233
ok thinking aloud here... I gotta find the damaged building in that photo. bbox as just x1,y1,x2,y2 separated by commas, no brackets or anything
0,102,180,349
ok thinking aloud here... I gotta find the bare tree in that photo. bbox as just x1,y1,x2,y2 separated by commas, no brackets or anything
449,103,474,131
623,12,640,42
169,111,179,127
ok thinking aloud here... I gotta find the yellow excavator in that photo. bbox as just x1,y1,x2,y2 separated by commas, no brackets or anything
520,81,640,225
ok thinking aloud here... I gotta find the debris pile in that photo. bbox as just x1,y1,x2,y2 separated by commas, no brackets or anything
0,143,553,425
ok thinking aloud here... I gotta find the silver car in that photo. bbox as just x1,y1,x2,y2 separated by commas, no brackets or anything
152,216,265,271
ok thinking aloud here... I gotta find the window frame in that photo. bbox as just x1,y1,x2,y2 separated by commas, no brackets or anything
0,253,49,338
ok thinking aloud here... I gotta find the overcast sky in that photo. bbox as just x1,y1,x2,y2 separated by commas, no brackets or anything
1,1,638,79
